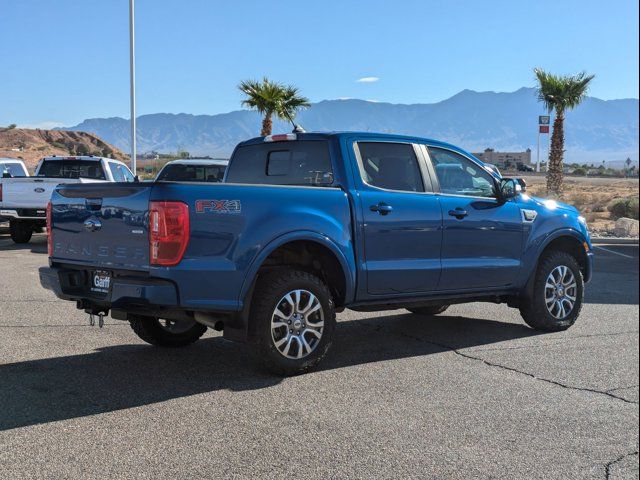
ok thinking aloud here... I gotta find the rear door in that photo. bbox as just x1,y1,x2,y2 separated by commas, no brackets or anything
426,146,524,290
355,140,443,295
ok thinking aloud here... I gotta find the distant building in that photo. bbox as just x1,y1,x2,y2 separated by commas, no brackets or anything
473,148,532,169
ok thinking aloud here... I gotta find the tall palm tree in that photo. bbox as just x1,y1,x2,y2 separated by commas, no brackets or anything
534,68,595,193
238,77,310,137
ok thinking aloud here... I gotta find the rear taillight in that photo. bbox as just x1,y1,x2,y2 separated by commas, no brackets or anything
46,201,53,257
149,201,190,266
0,183,3,202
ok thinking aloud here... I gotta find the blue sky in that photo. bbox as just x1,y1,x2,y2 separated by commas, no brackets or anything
1,0,638,127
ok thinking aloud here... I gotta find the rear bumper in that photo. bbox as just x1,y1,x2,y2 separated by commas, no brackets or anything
0,209,46,220
39,266,179,308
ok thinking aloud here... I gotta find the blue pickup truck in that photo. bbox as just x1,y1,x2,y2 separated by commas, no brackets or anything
40,132,593,375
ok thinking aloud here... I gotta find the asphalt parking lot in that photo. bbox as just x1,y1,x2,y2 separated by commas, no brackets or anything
0,233,638,479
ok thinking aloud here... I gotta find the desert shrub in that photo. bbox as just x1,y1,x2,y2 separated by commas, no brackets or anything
51,141,66,150
591,201,607,213
7,123,17,129
573,167,587,176
609,197,639,220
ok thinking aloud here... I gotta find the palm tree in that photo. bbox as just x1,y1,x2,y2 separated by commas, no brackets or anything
238,77,310,137
534,68,595,193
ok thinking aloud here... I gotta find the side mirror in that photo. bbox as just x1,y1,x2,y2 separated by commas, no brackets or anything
134,175,141,183
2,172,12,178
516,178,527,192
499,178,522,200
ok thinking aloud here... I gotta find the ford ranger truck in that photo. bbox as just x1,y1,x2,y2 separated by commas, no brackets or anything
39,132,594,375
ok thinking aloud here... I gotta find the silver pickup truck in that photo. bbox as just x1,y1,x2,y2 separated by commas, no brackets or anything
0,156,134,243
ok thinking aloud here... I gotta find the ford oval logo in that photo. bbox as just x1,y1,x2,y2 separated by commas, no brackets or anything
34,188,45,193
83,217,102,232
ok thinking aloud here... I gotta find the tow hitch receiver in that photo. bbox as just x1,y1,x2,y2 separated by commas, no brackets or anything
88,313,105,328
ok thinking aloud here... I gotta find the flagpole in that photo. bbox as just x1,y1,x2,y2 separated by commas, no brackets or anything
129,0,137,174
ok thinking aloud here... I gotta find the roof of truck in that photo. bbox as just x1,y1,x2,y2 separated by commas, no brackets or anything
237,131,483,162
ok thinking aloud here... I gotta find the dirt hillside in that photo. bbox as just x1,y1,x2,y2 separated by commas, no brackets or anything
0,127,127,172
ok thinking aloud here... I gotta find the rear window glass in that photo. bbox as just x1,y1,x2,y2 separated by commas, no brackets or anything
37,160,106,180
157,164,226,182
226,141,333,186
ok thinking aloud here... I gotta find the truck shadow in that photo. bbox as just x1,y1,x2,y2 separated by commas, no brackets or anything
0,233,47,254
0,313,540,431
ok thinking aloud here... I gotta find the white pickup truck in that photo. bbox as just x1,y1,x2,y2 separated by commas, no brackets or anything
0,156,135,243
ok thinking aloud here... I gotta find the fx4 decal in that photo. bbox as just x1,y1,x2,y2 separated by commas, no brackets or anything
195,199,242,214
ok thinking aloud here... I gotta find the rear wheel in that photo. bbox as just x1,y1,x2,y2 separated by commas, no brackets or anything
519,251,584,331
9,220,33,244
129,315,207,347
407,304,450,316
250,269,336,376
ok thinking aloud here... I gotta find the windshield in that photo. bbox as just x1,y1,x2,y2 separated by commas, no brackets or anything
37,160,106,180
157,163,226,182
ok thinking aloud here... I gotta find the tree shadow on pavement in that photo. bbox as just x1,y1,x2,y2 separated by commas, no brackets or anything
0,312,540,431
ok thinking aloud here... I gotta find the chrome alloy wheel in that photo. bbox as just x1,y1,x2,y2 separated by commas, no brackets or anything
544,265,577,320
271,289,325,359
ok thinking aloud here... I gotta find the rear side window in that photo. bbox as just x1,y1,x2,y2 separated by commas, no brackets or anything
109,162,126,181
2,163,27,177
357,142,425,192
37,160,106,180
226,141,333,186
157,164,227,182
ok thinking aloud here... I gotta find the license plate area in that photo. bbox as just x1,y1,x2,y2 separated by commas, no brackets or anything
90,270,112,296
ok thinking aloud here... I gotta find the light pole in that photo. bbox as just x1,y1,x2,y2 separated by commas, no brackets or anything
129,0,137,174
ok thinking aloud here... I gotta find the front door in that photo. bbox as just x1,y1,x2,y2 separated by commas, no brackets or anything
355,141,443,295
426,146,524,291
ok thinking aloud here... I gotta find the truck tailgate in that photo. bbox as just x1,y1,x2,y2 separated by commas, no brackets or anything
50,183,152,270
0,178,61,209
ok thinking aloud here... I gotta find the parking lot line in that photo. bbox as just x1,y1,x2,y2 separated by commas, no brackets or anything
595,246,636,259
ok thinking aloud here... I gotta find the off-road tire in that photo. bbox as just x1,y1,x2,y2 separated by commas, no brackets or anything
519,251,584,332
9,220,33,244
250,269,336,376
407,304,450,316
129,315,207,347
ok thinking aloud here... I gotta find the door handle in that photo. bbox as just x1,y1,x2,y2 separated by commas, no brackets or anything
370,202,393,215
448,208,468,219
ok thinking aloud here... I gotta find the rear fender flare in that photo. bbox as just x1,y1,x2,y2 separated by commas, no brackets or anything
238,230,356,306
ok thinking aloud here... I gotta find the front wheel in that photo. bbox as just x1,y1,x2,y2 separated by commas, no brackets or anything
9,220,33,244
250,269,336,376
519,251,584,331
129,315,207,347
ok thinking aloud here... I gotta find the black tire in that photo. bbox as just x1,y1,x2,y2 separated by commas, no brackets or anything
129,315,207,347
519,251,584,332
407,304,450,316
9,220,33,244
250,269,336,376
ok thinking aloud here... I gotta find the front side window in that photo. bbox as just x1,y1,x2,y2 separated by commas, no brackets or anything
119,164,135,182
357,142,425,192
37,160,106,180
109,162,126,182
428,147,496,198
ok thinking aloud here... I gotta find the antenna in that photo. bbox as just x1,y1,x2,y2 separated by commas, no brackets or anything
282,109,306,134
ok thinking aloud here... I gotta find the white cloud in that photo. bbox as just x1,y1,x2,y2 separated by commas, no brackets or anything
356,77,379,83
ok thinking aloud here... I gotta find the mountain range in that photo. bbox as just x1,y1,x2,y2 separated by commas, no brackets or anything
60,87,639,163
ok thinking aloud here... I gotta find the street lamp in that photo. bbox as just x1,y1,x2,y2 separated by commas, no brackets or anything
129,0,137,174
